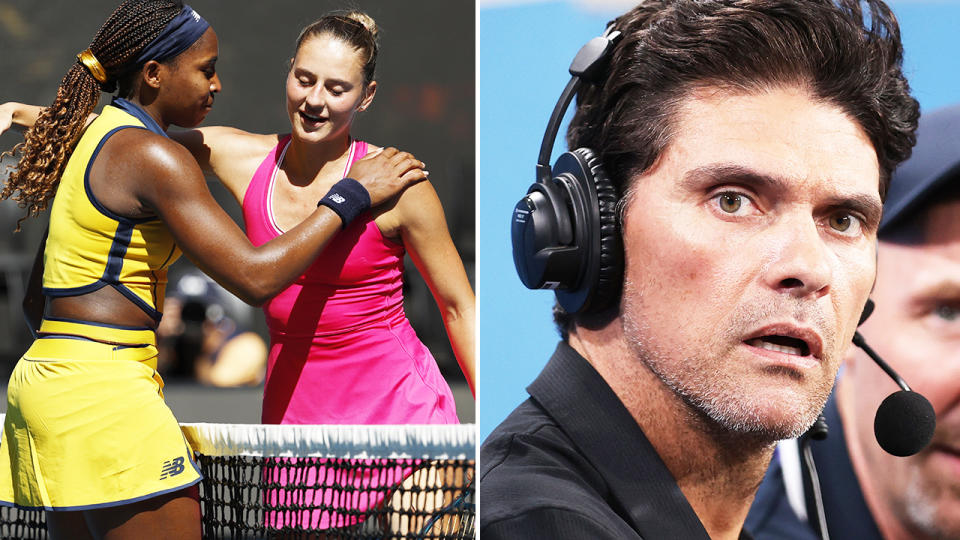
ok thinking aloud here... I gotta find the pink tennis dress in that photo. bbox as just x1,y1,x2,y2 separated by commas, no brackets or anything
244,137,459,530
245,136,459,426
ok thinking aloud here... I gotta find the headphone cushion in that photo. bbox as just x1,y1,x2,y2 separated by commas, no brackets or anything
572,147,623,314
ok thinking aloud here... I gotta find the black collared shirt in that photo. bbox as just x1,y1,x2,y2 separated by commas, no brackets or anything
480,342,751,539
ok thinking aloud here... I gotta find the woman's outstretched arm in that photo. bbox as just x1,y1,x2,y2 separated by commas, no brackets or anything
1,102,265,205
0,102,42,134
127,131,426,305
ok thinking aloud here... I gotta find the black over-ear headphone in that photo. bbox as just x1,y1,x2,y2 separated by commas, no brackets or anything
510,28,624,316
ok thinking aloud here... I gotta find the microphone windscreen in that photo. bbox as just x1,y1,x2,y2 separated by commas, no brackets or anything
874,390,936,457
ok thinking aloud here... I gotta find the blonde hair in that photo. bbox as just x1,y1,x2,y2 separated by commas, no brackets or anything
296,10,379,84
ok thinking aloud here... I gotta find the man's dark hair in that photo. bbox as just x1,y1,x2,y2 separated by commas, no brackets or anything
555,0,920,338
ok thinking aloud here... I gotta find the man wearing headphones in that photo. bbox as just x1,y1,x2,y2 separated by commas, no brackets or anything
479,1,919,538
747,105,960,540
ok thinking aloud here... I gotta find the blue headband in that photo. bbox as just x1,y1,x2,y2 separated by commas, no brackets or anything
134,5,210,66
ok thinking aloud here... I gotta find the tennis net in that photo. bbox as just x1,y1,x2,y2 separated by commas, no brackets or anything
0,421,476,540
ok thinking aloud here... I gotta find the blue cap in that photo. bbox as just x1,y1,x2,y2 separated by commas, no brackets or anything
880,104,960,235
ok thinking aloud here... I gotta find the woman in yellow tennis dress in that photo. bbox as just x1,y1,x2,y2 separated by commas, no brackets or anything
0,1,425,537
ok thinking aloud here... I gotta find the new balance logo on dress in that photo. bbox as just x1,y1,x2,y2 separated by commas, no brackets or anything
160,457,185,480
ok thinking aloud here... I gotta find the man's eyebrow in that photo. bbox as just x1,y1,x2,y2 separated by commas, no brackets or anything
680,163,883,226
824,193,883,229
681,164,788,192
910,279,960,303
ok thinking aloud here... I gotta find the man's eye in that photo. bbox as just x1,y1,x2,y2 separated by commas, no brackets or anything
936,304,959,321
830,214,851,231
717,193,743,213
710,191,757,216
828,212,863,236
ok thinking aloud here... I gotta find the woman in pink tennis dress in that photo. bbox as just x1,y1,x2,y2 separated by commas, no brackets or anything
177,10,475,423
171,9,475,532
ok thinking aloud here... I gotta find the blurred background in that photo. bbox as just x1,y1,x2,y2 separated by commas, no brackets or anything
478,0,960,439
0,0,474,423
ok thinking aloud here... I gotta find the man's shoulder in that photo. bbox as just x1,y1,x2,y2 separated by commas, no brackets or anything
480,398,558,477
480,398,638,537
480,397,595,482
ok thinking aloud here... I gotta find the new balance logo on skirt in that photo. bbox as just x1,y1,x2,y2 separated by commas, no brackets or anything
160,457,186,480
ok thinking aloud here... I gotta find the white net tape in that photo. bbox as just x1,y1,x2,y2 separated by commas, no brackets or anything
0,414,475,460
181,423,476,459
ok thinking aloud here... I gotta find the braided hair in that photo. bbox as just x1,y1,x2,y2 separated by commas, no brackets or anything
296,10,380,85
0,0,184,231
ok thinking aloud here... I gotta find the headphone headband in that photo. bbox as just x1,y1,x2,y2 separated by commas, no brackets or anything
536,31,622,183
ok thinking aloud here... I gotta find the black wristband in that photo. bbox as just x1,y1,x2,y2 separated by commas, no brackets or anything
318,177,371,228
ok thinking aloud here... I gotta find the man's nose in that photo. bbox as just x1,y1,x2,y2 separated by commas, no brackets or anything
761,215,833,299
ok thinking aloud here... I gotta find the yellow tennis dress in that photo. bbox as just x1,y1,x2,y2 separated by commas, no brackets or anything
0,100,201,511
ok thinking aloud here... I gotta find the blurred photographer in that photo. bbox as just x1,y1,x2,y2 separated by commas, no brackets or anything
158,271,266,387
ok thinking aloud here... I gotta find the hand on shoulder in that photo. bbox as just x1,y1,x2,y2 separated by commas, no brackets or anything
347,146,427,207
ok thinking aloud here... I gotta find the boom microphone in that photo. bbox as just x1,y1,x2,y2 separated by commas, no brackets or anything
804,301,937,540
873,390,937,457
853,300,936,457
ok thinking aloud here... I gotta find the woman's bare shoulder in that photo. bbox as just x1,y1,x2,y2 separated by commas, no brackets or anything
179,127,280,156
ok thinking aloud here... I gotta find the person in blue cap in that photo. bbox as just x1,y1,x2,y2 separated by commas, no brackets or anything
746,104,960,540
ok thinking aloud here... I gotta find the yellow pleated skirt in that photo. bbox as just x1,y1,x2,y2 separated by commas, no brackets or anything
0,318,201,511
